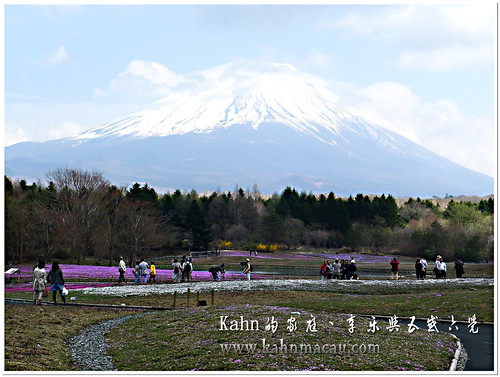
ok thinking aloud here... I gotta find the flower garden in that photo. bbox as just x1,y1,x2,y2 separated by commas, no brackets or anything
4,249,494,372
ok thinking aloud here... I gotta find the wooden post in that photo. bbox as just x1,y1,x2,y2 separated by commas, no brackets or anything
187,288,191,307
173,291,177,308
196,291,200,306
211,289,214,306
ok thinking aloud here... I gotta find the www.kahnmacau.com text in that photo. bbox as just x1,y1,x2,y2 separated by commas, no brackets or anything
220,339,380,354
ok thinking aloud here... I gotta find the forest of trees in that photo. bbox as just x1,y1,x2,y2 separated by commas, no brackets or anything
4,168,494,266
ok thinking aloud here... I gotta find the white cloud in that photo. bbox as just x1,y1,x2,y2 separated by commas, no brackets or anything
109,60,183,97
4,120,89,146
47,121,88,140
329,4,495,73
4,124,30,146
396,44,492,72
336,81,494,176
297,50,336,71
45,46,69,65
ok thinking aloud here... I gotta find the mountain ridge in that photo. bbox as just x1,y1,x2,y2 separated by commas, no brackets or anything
5,62,493,197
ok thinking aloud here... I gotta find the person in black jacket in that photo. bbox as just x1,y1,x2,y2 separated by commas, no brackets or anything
415,259,423,279
454,258,465,278
47,262,65,305
346,260,358,280
209,264,225,281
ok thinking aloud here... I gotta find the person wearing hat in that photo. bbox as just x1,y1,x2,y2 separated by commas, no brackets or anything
434,255,447,279
118,256,126,283
242,258,252,280
346,259,358,280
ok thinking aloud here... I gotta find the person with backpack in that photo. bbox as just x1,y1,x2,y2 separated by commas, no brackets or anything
171,259,182,283
390,257,400,280
454,258,465,278
242,258,252,280
183,258,193,282
149,261,156,283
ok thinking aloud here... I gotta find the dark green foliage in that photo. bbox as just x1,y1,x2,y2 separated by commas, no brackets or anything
4,171,494,262
478,198,494,215
5,176,14,194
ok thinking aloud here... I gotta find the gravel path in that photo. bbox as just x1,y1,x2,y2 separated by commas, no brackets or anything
67,278,491,372
75,277,494,297
67,312,151,371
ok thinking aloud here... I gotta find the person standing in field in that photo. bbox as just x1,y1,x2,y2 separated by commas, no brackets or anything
133,261,140,284
454,258,465,278
320,260,327,280
390,257,400,280
346,259,358,280
180,255,187,282
138,259,149,283
325,260,334,279
420,258,428,279
118,256,126,283
434,255,447,279
183,258,193,282
415,258,423,279
172,259,182,283
47,262,65,305
340,260,348,280
242,258,252,280
332,259,341,279
33,261,47,305
149,261,156,283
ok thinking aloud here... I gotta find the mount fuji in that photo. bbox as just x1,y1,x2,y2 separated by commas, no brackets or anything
5,62,493,197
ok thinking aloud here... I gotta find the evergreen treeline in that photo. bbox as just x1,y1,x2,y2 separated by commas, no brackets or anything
4,168,494,266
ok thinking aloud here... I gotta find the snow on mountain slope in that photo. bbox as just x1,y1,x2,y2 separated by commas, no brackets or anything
73,62,394,149
5,61,494,196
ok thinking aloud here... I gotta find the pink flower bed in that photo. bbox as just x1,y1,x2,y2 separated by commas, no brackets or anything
4,263,271,292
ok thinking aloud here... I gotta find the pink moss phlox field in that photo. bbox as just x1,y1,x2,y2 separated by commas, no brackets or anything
4,251,388,291
4,262,270,291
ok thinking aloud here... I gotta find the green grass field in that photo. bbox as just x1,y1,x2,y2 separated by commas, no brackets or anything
4,250,494,371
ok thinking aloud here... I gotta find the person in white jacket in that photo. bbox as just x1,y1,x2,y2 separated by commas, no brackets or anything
118,257,126,283
434,255,447,279
33,261,47,305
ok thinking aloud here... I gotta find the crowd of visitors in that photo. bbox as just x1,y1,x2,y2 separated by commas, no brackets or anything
320,258,358,280
396,255,466,280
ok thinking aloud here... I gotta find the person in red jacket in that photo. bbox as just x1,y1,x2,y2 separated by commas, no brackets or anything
320,260,327,280
390,258,400,280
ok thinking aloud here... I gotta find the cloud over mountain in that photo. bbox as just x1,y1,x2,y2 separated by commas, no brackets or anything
5,61,493,197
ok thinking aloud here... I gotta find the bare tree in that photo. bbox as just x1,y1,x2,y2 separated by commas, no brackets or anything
47,168,110,264
118,199,164,266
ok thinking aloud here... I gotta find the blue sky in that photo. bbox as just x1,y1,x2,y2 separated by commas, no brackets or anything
5,3,496,177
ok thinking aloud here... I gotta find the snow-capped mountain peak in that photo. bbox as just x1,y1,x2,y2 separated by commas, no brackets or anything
6,61,493,196
73,62,365,144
